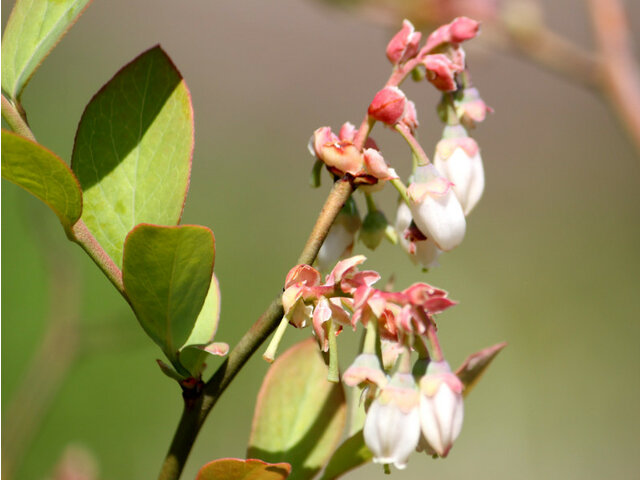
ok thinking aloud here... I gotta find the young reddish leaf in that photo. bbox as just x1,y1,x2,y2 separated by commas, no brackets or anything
248,338,347,480
196,458,290,480
1,129,82,233
1,0,93,100
455,342,507,397
122,224,214,371
319,430,372,480
72,46,194,267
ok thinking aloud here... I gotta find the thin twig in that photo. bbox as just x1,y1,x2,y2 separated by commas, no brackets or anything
588,0,640,155
157,178,355,480
1,99,127,296
1,94,35,141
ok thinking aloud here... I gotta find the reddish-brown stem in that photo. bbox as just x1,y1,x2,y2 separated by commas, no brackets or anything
1,94,35,141
588,0,640,155
157,178,355,480
70,220,125,295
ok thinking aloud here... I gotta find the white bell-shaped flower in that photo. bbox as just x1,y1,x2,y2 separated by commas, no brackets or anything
407,164,466,251
395,201,441,268
433,125,484,215
363,372,421,469
418,360,464,457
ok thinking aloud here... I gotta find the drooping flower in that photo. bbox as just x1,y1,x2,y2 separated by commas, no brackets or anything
433,125,484,215
363,372,421,469
407,164,466,251
418,360,464,457
395,201,441,269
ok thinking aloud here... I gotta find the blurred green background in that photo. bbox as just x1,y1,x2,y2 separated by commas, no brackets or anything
2,0,640,479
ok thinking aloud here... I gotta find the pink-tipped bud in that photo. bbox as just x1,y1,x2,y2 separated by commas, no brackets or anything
368,86,407,125
423,54,462,92
386,19,422,65
424,16,480,52
449,17,481,43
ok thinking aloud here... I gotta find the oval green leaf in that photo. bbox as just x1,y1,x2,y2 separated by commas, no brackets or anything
319,430,372,480
1,0,92,100
196,458,291,480
122,224,214,370
71,46,194,267
455,342,507,397
248,338,347,480
1,129,82,232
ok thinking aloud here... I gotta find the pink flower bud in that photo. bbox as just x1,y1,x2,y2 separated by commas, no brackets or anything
424,16,480,52
368,86,407,125
434,126,484,215
423,54,462,92
419,361,464,457
386,19,422,65
364,372,421,469
449,16,481,43
407,165,466,251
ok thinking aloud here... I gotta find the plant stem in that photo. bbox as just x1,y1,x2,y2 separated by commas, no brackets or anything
587,0,640,156
0,96,127,297
1,94,35,142
70,220,125,295
157,177,355,480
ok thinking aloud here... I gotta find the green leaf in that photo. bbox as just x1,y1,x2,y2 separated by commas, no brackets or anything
455,342,507,397
1,0,92,100
122,224,214,369
248,338,347,480
71,46,194,267
178,273,227,376
320,430,372,480
196,458,291,480
1,129,82,232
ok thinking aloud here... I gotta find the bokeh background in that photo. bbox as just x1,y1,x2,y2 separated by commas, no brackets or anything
2,0,640,479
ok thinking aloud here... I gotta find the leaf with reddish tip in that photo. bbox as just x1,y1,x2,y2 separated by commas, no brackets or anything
122,224,214,373
2,0,93,100
1,129,82,233
455,342,507,397
72,46,194,267
319,430,372,480
248,338,347,480
196,458,291,480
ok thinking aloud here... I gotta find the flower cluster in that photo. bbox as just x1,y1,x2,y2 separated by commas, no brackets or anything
306,16,490,272
268,17,497,472
266,254,465,468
